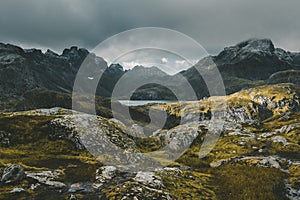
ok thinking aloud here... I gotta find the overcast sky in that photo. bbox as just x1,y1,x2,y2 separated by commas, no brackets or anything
0,0,299,71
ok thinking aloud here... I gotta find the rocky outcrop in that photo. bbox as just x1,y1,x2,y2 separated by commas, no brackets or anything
26,170,66,189
10,187,26,193
1,165,25,184
0,43,99,101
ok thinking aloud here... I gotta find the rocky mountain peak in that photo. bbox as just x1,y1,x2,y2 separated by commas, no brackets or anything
0,43,26,65
0,43,24,55
45,49,59,57
235,38,275,53
131,65,144,71
24,48,44,58
131,65,164,73
216,38,275,65
61,46,89,59
108,63,124,72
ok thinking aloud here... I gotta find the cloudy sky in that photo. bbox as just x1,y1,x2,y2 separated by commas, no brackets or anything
0,0,299,72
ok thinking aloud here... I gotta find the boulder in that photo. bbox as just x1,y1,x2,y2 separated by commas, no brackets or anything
1,165,25,184
10,187,25,193
272,136,288,146
26,170,66,189
69,194,77,200
68,182,94,193
133,171,162,189
96,166,117,183
257,157,281,169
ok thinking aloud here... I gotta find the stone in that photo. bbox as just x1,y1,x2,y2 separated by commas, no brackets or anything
10,187,25,193
69,194,77,200
162,167,182,175
26,170,66,189
133,172,162,189
286,182,300,199
257,157,281,169
272,136,288,146
210,157,233,168
260,132,276,138
68,182,94,193
96,166,117,183
30,183,40,190
0,131,11,147
1,165,26,184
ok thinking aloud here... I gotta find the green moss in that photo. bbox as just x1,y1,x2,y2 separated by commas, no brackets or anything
63,162,100,183
212,165,288,200
135,136,162,153
161,170,216,199
289,164,300,190
0,113,103,199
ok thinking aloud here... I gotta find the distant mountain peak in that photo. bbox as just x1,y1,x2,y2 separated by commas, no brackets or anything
215,38,276,65
225,38,275,55
0,43,24,54
132,65,161,71
109,63,124,72
132,65,144,70
45,49,59,57
235,38,275,54
61,46,89,58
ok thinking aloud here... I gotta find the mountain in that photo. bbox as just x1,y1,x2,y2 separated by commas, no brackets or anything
213,38,300,79
135,38,300,100
0,43,104,105
182,38,300,96
108,65,170,100
1,38,300,110
0,43,169,110
105,38,300,100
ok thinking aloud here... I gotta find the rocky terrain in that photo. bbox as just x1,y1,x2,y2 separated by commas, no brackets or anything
0,84,299,199
0,39,300,199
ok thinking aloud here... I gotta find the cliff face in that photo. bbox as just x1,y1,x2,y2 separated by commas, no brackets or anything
0,43,95,100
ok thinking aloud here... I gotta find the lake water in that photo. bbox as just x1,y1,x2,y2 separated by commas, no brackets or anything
118,100,175,106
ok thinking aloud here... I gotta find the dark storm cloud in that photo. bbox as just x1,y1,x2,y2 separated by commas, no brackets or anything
0,0,299,55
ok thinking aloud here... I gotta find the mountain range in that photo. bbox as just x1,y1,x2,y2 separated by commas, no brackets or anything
1,38,300,110
1,39,300,199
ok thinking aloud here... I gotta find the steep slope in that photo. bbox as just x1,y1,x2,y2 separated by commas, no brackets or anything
0,43,102,100
182,38,300,96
